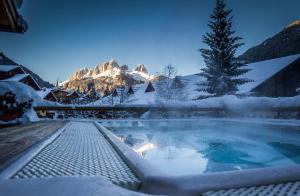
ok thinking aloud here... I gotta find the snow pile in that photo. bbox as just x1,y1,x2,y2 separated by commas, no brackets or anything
0,82,43,105
0,82,54,124
118,95,300,112
191,95,300,112
90,83,300,111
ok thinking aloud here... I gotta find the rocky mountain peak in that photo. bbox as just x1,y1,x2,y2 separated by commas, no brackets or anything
134,64,148,73
92,59,120,76
286,19,300,29
62,60,156,95
69,67,90,80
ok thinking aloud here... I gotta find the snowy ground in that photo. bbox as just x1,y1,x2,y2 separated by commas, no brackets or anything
110,95,300,112
89,54,300,113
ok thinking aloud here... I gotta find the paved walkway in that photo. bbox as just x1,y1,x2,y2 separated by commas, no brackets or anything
11,121,140,190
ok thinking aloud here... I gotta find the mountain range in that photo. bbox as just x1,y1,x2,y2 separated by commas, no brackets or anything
60,60,157,95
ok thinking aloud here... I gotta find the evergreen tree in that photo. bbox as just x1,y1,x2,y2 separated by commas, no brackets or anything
200,0,250,96
170,76,186,100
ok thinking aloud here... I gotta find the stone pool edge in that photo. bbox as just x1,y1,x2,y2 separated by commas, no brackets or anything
95,121,300,195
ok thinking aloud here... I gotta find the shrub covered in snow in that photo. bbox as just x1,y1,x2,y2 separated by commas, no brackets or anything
0,91,32,121
0,81,49,124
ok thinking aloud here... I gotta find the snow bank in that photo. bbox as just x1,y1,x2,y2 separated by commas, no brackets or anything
0,82,43,105
0,82,56,124
118,95,300,112
189,95,300,112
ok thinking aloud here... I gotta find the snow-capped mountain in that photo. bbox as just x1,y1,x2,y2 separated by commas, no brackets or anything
61,60,156,95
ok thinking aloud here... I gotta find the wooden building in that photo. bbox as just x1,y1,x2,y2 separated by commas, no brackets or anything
127,86,134,95
112,89,118,97
145,82,155,93
67,91,80,99
52,89,69,103
0,0,28,33
251,58,300,97
0,65,25,79
52,89,80,104
238,54,300,97
37,89,58,102
1,74,41,91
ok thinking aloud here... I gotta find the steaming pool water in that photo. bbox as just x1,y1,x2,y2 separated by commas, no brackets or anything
100,119,300,176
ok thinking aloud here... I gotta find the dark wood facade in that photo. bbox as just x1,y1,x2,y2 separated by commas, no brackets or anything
145,82,155,93
52,89,80,104
52,89,69,103
127,86,134,95
67,91,80,99
19,75,41,91
44,92,58,102
252,58,300,97
112,89,118,97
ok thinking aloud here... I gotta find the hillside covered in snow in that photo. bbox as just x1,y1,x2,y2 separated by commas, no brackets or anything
89,54,300,106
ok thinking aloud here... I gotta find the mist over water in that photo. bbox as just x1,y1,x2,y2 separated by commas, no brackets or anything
101,119,300,176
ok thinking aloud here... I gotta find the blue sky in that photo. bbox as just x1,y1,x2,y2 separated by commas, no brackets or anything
0,0,299,83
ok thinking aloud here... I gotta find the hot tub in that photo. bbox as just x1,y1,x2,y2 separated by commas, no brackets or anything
100,118,300,176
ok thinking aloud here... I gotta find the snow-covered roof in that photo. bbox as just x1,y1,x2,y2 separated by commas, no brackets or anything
0,65,22,72
36,89,53,99
0,81,45,106
1,74,29,82
238,54,300,93
1,74,41,91
67,90,80,97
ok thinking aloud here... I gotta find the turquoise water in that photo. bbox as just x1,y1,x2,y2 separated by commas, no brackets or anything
101,119,300,176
